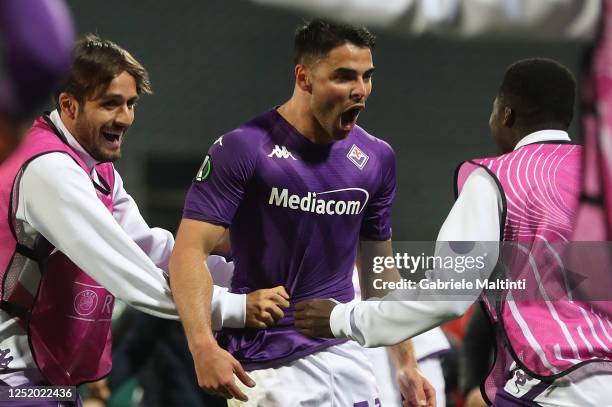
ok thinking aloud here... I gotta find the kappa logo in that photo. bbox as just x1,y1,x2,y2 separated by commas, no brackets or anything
268,145,296,160
195,155,213,182
347,144,369,170
214,136,223,147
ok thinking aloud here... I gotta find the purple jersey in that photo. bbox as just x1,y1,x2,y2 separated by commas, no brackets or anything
183,109,396,370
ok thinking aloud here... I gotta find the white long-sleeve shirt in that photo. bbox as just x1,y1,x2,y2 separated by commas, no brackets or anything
11,110,245,328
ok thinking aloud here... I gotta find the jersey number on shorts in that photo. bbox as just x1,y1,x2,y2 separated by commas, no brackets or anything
353,398,381,407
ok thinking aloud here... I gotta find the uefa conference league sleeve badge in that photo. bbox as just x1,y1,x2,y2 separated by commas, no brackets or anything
195,154,212,182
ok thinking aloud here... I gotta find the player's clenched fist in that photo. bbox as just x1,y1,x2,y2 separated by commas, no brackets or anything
294,298,337,338
246,285,290,329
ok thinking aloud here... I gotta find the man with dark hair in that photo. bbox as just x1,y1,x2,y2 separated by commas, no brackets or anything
295,58,611,406
170,19,435,407
0,0,74,163
491,58,576,153
54,33,152,116
293,19,376,64
0,34,285,399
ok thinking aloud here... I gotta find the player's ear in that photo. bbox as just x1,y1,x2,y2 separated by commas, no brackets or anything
503,106,515,127
295,64,312,93
58,92,79,120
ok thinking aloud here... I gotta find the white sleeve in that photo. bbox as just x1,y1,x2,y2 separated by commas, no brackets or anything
437,167,503,242
207,255,246,329
18,154,248,329
330,167,502,347
253,0,599,41
111,171,246,328
111,170,175,271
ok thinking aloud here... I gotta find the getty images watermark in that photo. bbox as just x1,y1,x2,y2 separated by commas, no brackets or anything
359,241,612,301
371,250,525,291
369,244,527,293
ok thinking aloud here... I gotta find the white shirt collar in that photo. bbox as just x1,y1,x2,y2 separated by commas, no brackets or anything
49,109,98,172
514,130,571,150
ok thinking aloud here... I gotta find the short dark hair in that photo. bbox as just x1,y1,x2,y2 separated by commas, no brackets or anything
294,19,376,65
498,58,576,129
55,34,152,107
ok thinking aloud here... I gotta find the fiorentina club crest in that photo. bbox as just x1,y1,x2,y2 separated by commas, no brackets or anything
347,144,369,170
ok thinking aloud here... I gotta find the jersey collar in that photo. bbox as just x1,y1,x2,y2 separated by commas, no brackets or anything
514,130,571,151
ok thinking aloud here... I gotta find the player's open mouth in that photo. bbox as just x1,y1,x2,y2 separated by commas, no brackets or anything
340,105,364,130
102,130,122,146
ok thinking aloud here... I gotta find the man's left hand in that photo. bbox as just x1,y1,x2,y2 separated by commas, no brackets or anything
294,299,337,338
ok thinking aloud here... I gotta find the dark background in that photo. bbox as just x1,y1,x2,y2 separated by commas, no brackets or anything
64,0,586,239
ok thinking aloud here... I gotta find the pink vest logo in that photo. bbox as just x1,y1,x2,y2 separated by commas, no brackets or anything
74,290,98,316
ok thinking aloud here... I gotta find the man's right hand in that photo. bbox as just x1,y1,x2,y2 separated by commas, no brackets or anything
246,285,290,328
192,342,255,401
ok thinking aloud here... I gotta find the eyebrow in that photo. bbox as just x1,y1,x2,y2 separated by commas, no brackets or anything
333,67,376,76
100,93,139,103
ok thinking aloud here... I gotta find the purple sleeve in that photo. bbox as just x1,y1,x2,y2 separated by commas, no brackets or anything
183,131,258,226
0,0,75,118
360,142,396,240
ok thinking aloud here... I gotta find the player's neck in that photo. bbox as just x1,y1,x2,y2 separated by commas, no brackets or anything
59,111,77,137
277,97,333,144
